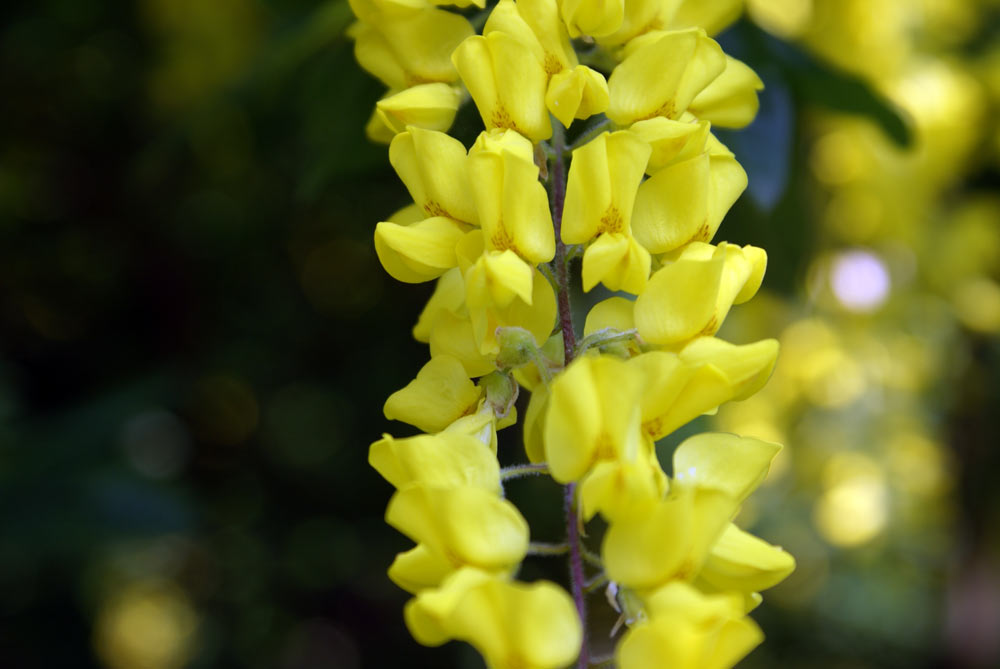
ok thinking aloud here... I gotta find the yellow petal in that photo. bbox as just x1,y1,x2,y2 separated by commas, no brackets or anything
634,252,725,345
483,0,578,76
561,0,625,38
617,581,763,669
383,355,482,432
580,458,665,522
469,266,557,355
386,484,530,569
628,116,710,173
596,0,677,47
545,65,610,128
607,29,726,126
465,250,535,309
390,127,477,223
404,567,494,644
582,233,651,294
376,82,462,135
374,216,466,283
563,130,651,244
351,4,473,87
388,543,455,594
678,336,778,400
369,432,501,492
583,296,636,336
603,485,735,589
700,523,796,593
544,355,645,482
447,577,582,669
365,100,399,144
468,130,555,264
413,267,466,342
672,432,781,503
522,385,550,463
453,32,552,141
429,311,498,377
688,56,764,128
632,153,713,254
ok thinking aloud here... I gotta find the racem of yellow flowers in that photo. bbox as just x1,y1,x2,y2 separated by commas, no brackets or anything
351,0,795,666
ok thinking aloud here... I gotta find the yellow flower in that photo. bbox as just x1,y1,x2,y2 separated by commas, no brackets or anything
484,0,576,75
634,241,767,346
688,56,765,129
349,0,473,89
562,130,653,293
631,126,747,254
383,355,482,433
698,523,796,595
374,214,468,283
369,432,501,493
467,129,555,267
542,354,645,482
561,0,625,38
603,431,785,591
607,29,726,126
406,568,582,669
616,581,763,669
546,65,610,129
386,484,529,590
390,127,477,224
596,0,742,48
413,267,466,342
603,483,736,590
453,32,552,141
371,83,463,139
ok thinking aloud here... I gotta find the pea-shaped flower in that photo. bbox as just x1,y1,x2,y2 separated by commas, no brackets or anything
562,130,653,293
453,31,552,141
615,581,763,669
350,0,473,89
634,241,767,347
406,568,582,668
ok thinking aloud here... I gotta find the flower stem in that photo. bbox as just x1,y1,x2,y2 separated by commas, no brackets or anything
500,463,550,481
549,118,589,669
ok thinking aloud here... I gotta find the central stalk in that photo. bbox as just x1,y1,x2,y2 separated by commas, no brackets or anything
548,120,589,668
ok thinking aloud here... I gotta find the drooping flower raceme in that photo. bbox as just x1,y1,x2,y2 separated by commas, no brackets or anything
350,0,793,666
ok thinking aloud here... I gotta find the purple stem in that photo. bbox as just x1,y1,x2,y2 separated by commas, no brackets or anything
549,122,588,668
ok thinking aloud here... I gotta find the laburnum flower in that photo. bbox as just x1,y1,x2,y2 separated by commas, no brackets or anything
631,121,748,254
383,354,482,433
369,432,501,492
615,581,764,669
386,484,530,591
607,28,762,129
562,130,653,293
349,0,473,89
603,432,794,593
634,241,768,347
368,83,463,141
597,0,742,48
406,568,582,668
453,31,552,140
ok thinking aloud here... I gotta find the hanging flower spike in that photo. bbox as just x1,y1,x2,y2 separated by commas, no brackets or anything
349,0,796,665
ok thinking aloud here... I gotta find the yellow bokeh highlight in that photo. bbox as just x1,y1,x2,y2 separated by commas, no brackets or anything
953,277,1000,334
886,431,949,497
94,581,198,669
809,130,869,185
814,452,889,547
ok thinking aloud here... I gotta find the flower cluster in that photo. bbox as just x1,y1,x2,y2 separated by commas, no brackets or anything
350,0,795,666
